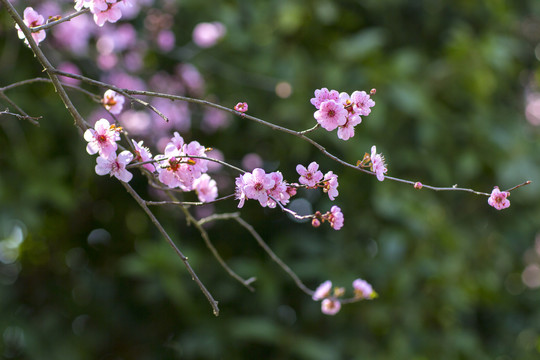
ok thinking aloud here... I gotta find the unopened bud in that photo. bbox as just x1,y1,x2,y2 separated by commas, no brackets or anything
312,218,321,228
333,287,345,297
414,182,423,189
370,88,377,95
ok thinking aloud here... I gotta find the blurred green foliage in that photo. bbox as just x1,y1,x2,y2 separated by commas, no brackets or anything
1,0,540,359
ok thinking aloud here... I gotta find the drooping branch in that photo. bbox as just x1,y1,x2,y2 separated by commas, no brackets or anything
121,182,220,316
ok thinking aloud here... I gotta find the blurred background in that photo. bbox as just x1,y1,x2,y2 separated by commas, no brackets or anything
1,0,540,358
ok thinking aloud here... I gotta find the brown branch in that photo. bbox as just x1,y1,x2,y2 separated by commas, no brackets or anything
121,182,220,316
1,0,86,131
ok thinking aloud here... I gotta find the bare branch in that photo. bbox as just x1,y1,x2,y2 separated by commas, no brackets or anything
121,182,220,316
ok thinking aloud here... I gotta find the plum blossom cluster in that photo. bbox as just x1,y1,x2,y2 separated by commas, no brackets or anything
311,206,344,231
84,120,219,202
15,7,46,46
312,279,377,315
296,161,339,200
235,168,295,209
311,88,375,141
235,162,343,229
154,132,218,202
74,0,132,27
84,118,134,182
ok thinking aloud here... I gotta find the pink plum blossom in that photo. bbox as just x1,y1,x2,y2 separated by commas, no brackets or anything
328,205,344,230
321,298,341,315
488,186,511,210
370,145,387,182
74,0,91,11
102,90,125,115
314,100,348,131
90,1,131,27
241,168,275,207
131,139,154,172
266,171,291,208
337,114,362,140
296,162,323,188
323,171,339,200
95,150,133,182
312,280,332,300
351,90,376,116
234,102,248,113
93,4,123,27
155,151,192,190
84,118,120,158
235,175,247,208
192,22,226,48
193,174,218,203
310,88,339,109
16,7,46,46
155,135,208,190
352,279,375,299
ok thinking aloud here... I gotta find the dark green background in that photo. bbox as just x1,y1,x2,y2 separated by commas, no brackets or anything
1,0,540,358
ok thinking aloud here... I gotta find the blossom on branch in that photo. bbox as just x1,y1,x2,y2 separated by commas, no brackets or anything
15,7,46,46
75,0,131,27
240,168,275,207
102,90,125,115
351,90,376,116
327,205,344,230
193,174,218,203
312,280,332,300
321,298,341,315
131,139,154,172
234,102,248,113
310,88,339,109
266,171,291,208
370,145,387,181
314,99,347,131
296,161,323,188
155,133,209,191
323,171,339,200
95,150,133,182
352,279,376,300
84,118,120,158
488,186,511,210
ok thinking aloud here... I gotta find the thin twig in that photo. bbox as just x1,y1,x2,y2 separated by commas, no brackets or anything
121,182,220,316
30,9,90,32
164,192,256,291
234,216,314,296
0,109,42,123
146,194,235,207
0,94,39,126
201,213,314,296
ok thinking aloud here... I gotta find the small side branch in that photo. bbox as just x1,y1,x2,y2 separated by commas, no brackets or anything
0,109,41,124
30,8,90,32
